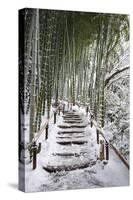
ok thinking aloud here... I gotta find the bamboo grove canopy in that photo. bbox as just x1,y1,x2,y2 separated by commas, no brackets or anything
19,9,129,142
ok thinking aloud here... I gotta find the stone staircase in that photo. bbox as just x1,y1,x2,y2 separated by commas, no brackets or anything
43,111,97,172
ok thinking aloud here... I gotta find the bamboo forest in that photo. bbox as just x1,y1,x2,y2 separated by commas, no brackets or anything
19,8,129,192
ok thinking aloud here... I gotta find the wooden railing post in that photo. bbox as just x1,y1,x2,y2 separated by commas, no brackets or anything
97,130,99,144
54,112,57,124
32,142,41,170
105,141,109,160
100,140,105,161
62,104,65,115
90,113,94,127
86,106,89,116
45,124,49,140
29,148,32,162
58,107,60,115
32,142,37,170
91,117,129,169
90,120,93,127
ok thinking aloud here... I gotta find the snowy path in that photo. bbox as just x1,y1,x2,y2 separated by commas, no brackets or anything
43,111,97,172
24,109,129,192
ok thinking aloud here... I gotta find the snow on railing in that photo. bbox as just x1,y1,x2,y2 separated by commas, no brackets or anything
25,103,64,169
26,103,63,150
89,114,129,169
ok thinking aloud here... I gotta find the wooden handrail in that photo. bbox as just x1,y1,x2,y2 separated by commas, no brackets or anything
26,104,62,149
91,118,129,169
110,143,129,169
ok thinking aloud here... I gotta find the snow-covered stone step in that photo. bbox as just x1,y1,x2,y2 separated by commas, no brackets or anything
57,133,85,138
64,113,81,115
56,135,85,139
63,117,82,120
63,113,81,115
55,143,89,151
56,140,88,145
57,137,88,142
58,124,87,129
58,130,85,134
65,111,76,114
64,115,81,118
63,118,82,122
52,152,88,157
63,118,82,121
63,120,83,124
64,112,79,115
43,160,96,172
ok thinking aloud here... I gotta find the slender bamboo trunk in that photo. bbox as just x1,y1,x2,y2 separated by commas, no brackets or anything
29,9,39,142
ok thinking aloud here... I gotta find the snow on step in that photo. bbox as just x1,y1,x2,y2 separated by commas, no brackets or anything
57,141,88,145
56,135,85,139
63,116,82,119
56,133,88,142
56,133,86,139
63,114,82,118
63,120,83,124
63,116,81,118
64,113,80,116
58,124,87,128
43,148,96,172
62,118,82,121
52,152,88,157
58,129,85,134
63,115,82,118
63,119,83,122
56,132,89,145
43,160,96,173
56,142,89,153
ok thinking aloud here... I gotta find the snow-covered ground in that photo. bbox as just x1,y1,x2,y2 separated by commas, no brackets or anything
20,104,129,192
